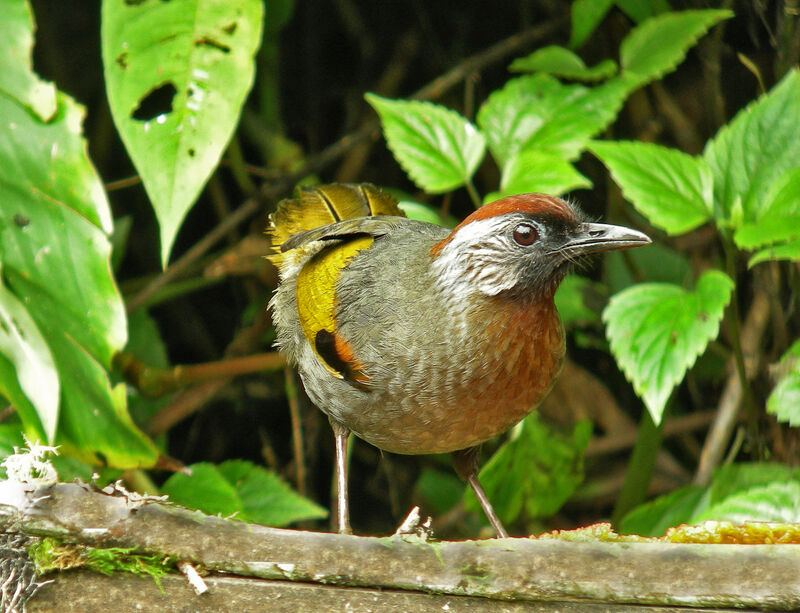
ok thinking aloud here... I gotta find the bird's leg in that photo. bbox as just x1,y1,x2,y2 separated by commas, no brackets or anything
330,419,352,534
452,446,509,538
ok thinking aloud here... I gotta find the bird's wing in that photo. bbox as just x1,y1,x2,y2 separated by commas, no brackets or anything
280,215,409,252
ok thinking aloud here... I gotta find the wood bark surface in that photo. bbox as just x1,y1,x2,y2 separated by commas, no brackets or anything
2,482,798,611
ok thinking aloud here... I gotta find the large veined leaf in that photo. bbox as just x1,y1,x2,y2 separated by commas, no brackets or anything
162,460,328,527
603,271,734,424
0,8,158,465
102,0,264,266
620,10,732,85
477,73,630,168
464,414,592,525
365,94,486,194
0,0,56,121
589,141,713,235
704,69,800,226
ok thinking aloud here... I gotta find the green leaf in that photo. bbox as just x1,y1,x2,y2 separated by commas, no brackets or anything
694,481,800,524
589,141,713,235
748,238,800,267
509,46,617,82
554,275,604,328
465,415,592,525
569,0,615,49
499,150,591,197
162,463,242,517
0,86,157,466
734,168,800,249
102,0,265,266
619,484,708,537
620,10,732,86
397,201,456,227
365,94,486,194
0,273,58,441
603,271,734,424
704,69,800,226
768,374,800,427
766,341,800,427
615,0,671,23
413,467,465,516
620,462,800,536
477,74,630,168
605,242,693,295
162,460,327,527
0,0,57,120
217,459,327,527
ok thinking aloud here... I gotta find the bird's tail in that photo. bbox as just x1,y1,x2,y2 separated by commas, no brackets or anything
266,183,404,266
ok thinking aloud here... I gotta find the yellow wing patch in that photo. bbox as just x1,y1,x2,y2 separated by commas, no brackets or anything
296,235,373,384
267,183,403,267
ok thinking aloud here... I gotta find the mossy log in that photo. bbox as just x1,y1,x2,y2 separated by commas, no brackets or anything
1,482,798,612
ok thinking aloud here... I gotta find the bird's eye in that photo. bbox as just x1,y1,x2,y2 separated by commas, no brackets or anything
512,223,538,246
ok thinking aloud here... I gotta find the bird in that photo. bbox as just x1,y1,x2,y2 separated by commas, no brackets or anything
267,183,650,537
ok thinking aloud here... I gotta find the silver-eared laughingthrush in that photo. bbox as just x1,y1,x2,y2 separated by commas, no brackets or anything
268,183,650,537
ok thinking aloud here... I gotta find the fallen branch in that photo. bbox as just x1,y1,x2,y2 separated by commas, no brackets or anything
4,482,800,611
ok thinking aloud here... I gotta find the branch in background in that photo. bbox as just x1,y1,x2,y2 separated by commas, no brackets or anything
694,289,770,486
114,352,285,398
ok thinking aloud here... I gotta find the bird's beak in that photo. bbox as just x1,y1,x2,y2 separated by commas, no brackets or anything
559,222,651,257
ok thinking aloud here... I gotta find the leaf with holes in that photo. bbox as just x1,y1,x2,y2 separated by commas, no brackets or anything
477,74,630,168
162,460,328,527
603,271,734,425
365,94,486,194
465,414,592,526
704,69,800,226
102,0,264,266
589,141,713,235
0,0,56,120
620,10,732,86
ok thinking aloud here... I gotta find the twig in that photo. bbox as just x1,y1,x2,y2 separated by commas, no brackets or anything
586,410,717,458
125,23,562,313
115,352,285,397
284,366,307,496
146,380,230,437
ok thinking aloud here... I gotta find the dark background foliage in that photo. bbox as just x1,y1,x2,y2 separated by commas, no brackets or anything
10,0,799,536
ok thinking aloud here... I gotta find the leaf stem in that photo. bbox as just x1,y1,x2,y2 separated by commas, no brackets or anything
722,237,761,451
465,180,481,209
611,409,663,528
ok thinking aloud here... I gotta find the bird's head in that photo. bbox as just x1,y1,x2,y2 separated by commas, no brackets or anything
430,194,651,302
